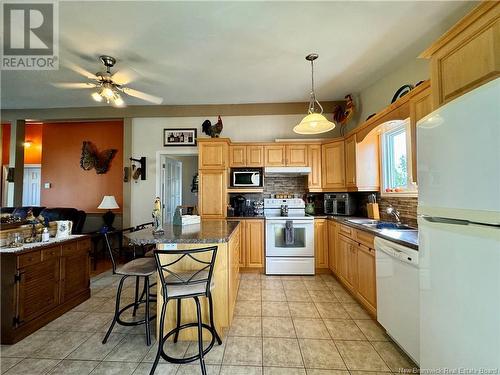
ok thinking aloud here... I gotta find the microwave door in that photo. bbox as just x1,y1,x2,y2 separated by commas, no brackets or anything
251,173,260,186
234,172,254,186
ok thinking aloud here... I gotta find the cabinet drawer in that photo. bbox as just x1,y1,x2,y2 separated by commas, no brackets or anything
358,243,375,257
62,241,79,256
18,251,41,268
354,229,374,249
41,246,61,261
78,238,91,252
338,224,353,237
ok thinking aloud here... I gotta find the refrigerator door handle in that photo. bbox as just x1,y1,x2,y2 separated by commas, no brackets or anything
422,216,470,226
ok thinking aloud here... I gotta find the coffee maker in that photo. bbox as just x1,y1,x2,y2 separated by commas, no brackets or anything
231,195,247,217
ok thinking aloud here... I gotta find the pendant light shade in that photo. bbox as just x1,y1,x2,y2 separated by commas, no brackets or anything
294,53,336,135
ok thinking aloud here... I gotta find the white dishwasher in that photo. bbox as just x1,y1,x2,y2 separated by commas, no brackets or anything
375,236,420,365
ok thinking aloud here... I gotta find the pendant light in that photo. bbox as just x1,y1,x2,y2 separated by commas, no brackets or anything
293,53,336,134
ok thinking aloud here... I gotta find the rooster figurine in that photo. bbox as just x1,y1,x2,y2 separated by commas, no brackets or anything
202,115,223,138
333,94,355,136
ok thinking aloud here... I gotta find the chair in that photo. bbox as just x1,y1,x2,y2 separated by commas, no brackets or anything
102,233,157,346
150,246,222,375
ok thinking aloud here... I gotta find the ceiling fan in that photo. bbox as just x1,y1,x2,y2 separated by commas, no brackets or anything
52,55,163,106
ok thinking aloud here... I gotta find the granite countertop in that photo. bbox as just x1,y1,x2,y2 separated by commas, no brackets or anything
330,216,418,250
226,216,264,220
126,220,240,245
0,235,86,254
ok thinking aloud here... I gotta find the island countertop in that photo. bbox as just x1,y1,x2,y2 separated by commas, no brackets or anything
125,219,240,245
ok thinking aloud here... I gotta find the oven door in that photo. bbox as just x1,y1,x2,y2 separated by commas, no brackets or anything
265,219,314,257
232,171,260,187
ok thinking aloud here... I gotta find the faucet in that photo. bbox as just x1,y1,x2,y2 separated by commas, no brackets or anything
386,205,401,224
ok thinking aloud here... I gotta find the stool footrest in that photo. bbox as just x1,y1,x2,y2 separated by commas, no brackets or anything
116,301,156,326
159,322,217,364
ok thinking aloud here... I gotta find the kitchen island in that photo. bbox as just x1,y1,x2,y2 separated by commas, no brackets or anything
126,220,241,341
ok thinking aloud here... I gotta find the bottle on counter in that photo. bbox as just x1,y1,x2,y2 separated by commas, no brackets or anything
42,227,50,242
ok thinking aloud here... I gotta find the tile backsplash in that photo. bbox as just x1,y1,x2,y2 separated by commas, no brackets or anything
353,193,418,227
263,176,307,197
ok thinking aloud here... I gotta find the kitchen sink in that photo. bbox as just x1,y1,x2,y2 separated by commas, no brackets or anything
346,219,380,225
364,222,416,230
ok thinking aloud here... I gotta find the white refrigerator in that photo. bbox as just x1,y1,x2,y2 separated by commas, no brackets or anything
417,78,500,369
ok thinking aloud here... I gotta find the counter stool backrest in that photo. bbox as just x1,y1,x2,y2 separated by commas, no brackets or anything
153,246,218,300
103,232,120,274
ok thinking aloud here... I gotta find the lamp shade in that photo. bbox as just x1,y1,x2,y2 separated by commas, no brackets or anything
293,113,336,135
98,195,119,209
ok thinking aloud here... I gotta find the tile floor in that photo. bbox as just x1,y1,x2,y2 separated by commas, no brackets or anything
0,271,418,375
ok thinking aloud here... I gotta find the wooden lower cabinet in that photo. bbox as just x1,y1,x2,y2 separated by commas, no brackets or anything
314,219,328,269
227,219,264,269
1,237,91,344
327,220,337,272
227,224,241,322
331,223,377,317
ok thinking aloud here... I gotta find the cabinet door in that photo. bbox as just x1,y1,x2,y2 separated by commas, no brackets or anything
409,84,432,183
344,135,357,188
307,144,322,190
337,235,350,285
314,219,328,269
347,244,358,290
228,225,241,322
230,145,246,167
246,146,264,167
357,244,377,313
199,141,228,169
286,144,308,166
239,220,247,267
16,258,60,326
327,220,336,272
246,220,264,268
264,145,286,166
322,141,346,190
60,241,90,303
198,170,227,218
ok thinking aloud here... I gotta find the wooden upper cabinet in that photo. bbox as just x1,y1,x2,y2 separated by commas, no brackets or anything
198,169,227,218
264,145,286,166
314,219,328,269
307,144,322,191
229,145,246,167
198,139,229,169
420,3,500,107
344,135,357,188
321,140,345,190
409,82,432,183
246,145,264,167
344,132,380,192
286,144,308,166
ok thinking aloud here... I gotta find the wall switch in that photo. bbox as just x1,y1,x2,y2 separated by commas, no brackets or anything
44,182,51,189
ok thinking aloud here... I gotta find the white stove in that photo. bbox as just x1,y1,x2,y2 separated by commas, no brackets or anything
264,198,315,275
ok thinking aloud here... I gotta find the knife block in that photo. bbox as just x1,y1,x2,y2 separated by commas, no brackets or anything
367,203,380,220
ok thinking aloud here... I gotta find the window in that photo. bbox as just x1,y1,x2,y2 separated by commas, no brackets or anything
380,119,417,196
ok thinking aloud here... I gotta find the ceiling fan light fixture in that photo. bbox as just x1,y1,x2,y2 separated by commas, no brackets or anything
91,92,103,102
113,95,125,107
294,53,336,135
101,85,115,100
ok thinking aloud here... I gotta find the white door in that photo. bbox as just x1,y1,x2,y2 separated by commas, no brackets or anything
161,156,182,223
23,165,41,206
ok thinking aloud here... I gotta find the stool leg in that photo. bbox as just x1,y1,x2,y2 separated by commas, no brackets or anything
103,275,127,344
133,276,140,317
150,298,167,375
173,299,182,343
194,296,207,375
144,276,151,346
208,292,222,345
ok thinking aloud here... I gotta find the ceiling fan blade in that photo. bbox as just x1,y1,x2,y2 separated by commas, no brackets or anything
111,67,138,85
51,82,97,89
64,61,99,81
121,87,163,104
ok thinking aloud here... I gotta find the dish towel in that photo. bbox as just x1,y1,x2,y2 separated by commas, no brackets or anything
285,220,294,246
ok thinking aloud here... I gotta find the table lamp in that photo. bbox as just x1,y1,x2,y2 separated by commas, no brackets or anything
98,195,119,232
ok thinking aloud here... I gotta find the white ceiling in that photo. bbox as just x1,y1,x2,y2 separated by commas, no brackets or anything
1,1,474,109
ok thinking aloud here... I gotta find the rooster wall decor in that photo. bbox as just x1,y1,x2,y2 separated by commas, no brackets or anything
80,141,117,174
202,115,223,138
333,94,355,136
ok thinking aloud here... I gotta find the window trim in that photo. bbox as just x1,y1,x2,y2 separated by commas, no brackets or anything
379,118,417,198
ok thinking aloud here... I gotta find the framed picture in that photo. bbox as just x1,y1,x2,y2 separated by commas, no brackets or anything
163,128,197,146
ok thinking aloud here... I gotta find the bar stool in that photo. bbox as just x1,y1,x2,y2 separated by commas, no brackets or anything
150,246,222,375
102,233,156,346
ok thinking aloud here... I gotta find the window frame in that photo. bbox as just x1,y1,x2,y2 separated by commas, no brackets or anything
379,118,417,198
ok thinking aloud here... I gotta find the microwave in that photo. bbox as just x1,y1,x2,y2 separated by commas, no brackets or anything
324,193,356,216
230,168,263,188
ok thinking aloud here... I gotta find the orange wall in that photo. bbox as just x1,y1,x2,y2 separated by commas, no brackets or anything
25,124,43,164
2,123,10,165
41,121,123,213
